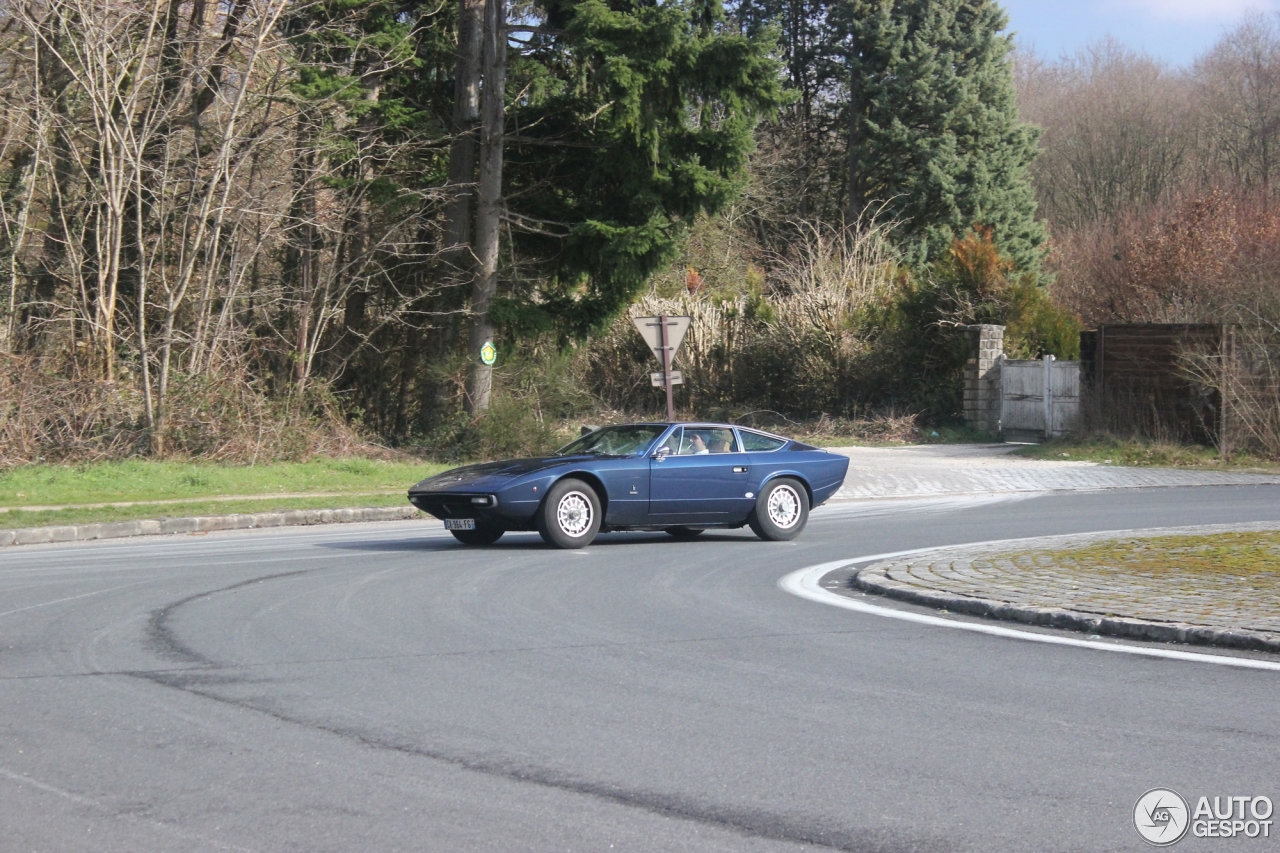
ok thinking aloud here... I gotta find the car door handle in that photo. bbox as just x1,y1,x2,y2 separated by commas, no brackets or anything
733,466,748,473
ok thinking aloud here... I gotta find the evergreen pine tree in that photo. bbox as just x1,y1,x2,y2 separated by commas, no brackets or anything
833,0,1045,270
495,0,783,339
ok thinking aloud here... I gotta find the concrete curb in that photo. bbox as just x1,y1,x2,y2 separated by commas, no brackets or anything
852,522,1280,656
0,505,422,548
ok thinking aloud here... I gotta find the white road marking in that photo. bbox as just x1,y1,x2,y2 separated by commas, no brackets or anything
0,579,156,619
779,550,1280,673
0,765,257,851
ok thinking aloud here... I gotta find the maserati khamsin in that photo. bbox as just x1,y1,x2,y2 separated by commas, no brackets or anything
408,423,849,548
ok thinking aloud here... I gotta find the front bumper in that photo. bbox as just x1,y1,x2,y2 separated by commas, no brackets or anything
408,491,539,528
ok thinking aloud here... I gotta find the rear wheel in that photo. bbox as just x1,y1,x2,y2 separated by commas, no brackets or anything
664,526,705,539
748,478,809,541
449,524,504,545
537,478,602,548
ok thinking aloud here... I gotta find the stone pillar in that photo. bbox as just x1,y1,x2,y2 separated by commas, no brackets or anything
963,325,1004,435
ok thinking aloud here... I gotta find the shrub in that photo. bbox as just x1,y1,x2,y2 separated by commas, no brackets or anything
586,218,900,418
413,350,601,462
0,354,372,468
860,229,1080,421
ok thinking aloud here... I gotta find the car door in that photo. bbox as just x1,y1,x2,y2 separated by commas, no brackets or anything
595,456,651,524
648,427,752,523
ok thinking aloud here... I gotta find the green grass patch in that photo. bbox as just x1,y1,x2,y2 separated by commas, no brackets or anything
0,458,448,509
1036,532,1280,580
1011,436,1280,472
0,494,414,529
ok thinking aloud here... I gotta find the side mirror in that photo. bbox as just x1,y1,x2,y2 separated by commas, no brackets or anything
653,446,671,460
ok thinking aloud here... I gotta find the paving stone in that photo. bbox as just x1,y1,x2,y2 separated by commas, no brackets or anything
855,521,1280,653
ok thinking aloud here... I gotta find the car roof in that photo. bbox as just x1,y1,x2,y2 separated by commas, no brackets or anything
605,422,792,441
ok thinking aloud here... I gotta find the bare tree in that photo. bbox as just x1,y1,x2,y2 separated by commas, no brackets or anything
1195,13,1280,197
1017,39,1192,229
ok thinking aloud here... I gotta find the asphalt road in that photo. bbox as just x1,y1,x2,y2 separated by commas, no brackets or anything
2,485,1279,852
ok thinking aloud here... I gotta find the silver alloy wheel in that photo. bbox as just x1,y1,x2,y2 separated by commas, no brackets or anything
766,483,802,529
556,490,593,537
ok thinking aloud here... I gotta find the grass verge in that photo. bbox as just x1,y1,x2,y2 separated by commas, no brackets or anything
0,458,447,509
1012,436,1280,472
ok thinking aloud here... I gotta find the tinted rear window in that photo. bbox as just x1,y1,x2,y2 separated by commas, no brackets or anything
738,430,787,452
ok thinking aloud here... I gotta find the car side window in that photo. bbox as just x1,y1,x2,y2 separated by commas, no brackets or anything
657,429,682,456
738,429,786,452
677,429,713,455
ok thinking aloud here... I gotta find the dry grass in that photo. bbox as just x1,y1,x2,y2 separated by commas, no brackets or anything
584,218,900,418
1015,436,1280,472
0,354,383,468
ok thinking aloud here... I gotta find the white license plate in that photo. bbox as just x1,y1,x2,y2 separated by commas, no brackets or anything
444,518,476,531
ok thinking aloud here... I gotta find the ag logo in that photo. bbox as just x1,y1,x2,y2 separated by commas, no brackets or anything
479,341,497,366
1135,788,1190,846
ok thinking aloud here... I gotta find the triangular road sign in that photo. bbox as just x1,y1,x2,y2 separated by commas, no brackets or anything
632,315,691,367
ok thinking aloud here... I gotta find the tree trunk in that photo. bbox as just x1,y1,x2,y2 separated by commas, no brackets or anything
465,0,505,414
443,0,484,263
1,145,39,354
844,30,866,223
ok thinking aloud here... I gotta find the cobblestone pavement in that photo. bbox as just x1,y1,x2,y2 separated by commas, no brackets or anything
830,443,1280,500
855,522,1280,652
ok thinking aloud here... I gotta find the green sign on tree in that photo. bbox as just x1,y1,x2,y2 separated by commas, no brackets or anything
479,341,497,366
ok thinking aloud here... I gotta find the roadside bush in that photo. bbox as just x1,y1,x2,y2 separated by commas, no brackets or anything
414,350,602,461
1053,190,1280,326
860,229,1080,422
586,218,899,418
0,354,373,468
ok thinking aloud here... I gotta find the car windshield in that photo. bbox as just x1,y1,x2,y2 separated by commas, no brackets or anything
556,425,668,457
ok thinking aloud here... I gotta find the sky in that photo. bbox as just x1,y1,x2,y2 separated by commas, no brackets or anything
999,0,1280,66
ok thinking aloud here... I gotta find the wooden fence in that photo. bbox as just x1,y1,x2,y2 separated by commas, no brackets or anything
1078,324,1226,443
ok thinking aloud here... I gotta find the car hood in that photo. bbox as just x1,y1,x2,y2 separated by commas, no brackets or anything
410,456,584,492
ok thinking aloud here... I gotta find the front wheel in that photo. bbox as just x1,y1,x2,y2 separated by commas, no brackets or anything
748,478,809,541
449,524,504,545
537,478,602,548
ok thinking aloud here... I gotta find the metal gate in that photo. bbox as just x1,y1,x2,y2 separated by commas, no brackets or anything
1000,355,1080,441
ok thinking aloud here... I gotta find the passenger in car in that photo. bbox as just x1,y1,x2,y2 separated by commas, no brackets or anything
706,425,737,450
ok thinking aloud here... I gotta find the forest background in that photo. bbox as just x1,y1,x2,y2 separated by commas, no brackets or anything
2,0,1280,467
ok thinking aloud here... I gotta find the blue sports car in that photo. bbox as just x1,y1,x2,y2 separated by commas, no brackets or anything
408,423,850,548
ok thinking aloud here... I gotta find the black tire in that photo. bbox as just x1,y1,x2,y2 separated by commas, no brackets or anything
537,478,602,548
449,524,504,545
747,477,809,541
664,526,705,539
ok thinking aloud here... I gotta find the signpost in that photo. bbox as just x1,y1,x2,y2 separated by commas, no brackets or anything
632,315,691,422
